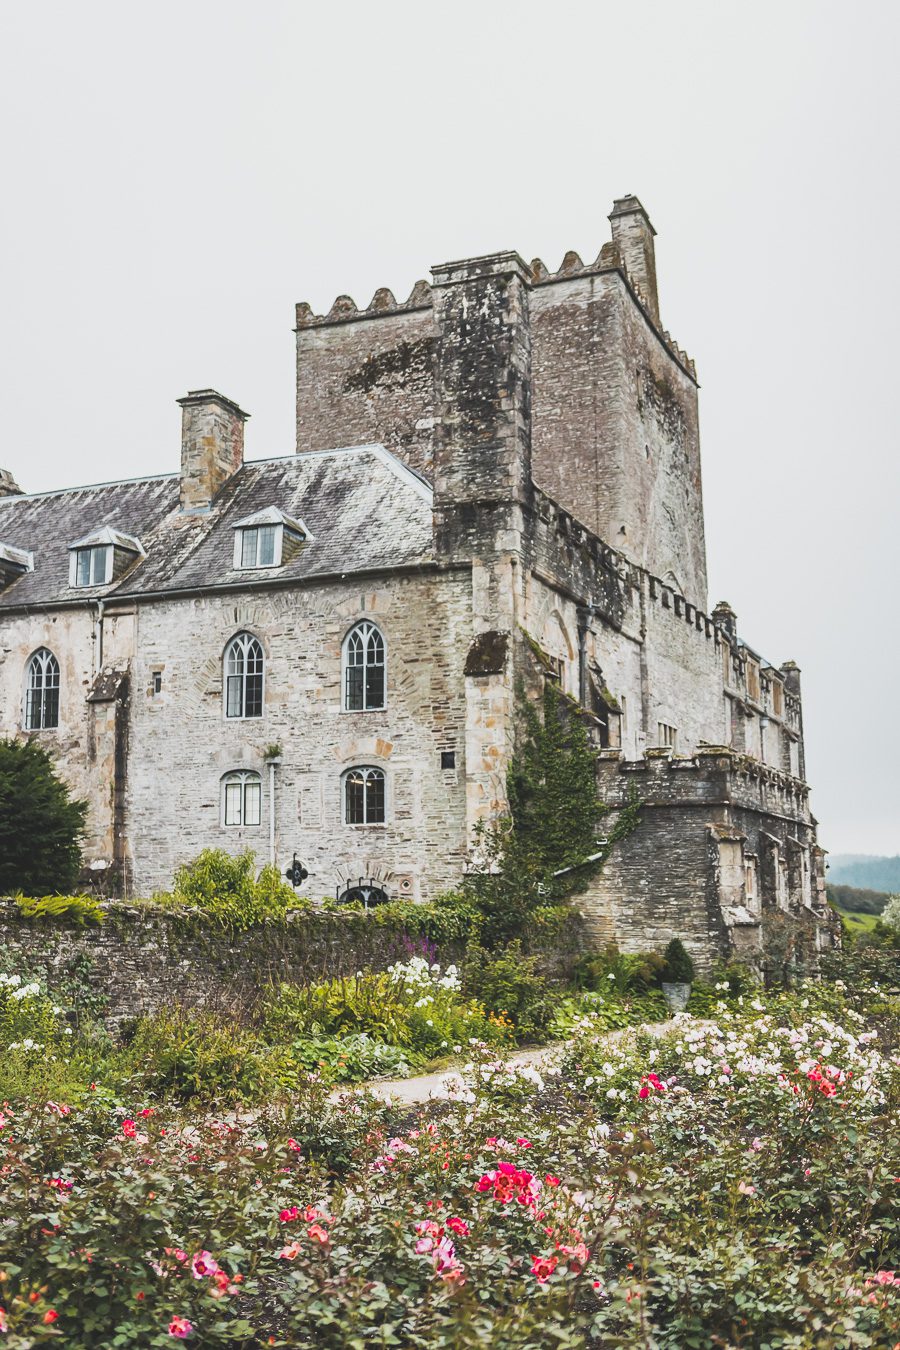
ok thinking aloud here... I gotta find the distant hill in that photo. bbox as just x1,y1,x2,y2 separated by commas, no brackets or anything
826,883,889,915
828,854,900,893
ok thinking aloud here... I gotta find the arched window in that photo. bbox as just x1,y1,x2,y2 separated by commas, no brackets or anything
338,883,389,908
342,622,385,711
224,633,264,719
221,771,262,826
24,649,60,730
343,766,385,825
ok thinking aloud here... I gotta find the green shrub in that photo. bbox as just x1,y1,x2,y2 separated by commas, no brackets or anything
575,942,665,994
462,941,557,1040
15,892,105,925
263,957,508,1061
287,1031,415,1082
0,738,87,896
125,1007,285,1103
169,849,306,930
662,937,695,983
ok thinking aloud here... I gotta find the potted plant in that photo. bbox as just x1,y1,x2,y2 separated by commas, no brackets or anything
661,938,695,1013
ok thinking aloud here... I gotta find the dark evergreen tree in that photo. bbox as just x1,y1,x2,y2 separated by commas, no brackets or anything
0,738,87,896
506,682,600,875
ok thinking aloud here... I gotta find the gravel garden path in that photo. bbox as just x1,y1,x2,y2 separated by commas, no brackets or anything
330,1017,685,1106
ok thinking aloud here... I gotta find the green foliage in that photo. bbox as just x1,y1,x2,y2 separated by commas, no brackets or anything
262,957,510,1064
169,848,306,931
3,983,896,1347
125,1007,288,1103
662,937,695,984
575,942,665,995
0,737,87,896
506,680,601,877
15,892,105,925
461,681,640,943
461,941,556,1041
826,881,890,914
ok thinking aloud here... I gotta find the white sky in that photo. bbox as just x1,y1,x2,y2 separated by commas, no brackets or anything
0,1,896,856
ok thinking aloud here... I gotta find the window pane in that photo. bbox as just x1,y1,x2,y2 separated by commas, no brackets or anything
345,771,365,824
76,550,91,586
345,665,363,711
258,526,276,566
365,662,385,709
244,781,261,826
43,684,59,730
244,672,263,718
365,770,385,823
241,529,258,568
25,685,36,730
226,674,243,718
224,781,242,825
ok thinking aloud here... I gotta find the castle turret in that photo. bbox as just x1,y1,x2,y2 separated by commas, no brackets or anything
608,195,660,324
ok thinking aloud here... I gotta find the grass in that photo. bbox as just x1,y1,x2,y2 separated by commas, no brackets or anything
837,907,879,934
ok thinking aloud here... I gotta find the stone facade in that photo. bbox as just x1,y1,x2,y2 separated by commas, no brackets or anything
0,196,832,969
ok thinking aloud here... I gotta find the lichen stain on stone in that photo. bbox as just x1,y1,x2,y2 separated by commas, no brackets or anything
343,338,435,395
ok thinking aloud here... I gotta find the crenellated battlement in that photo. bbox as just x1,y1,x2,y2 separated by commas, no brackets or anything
527,239,697,381
295,278,433,329
294,235,696,380
597,745,811,815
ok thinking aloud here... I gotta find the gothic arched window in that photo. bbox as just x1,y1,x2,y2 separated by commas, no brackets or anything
343,766,386,825
342,621,385,711
24,649,60,730
221,771,262,826
224,633,264,719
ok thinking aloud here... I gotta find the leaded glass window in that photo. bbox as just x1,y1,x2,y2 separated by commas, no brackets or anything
24,649,60,730
222,771,262,826
74,545,111,587
343,766,385,825
224,633,264,719
240,526,278,569
342,622,385,711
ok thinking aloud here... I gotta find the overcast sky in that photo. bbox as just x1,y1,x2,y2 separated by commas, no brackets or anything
0,1,896,857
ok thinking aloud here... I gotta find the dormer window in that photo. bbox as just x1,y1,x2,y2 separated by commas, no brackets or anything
68,527,143,589
232,507,310,571
241,525,277,569
0,541,33,591
75,545,111,586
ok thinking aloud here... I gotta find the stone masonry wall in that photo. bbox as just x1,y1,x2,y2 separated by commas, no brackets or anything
126,567,474,900
577,751,823,974
0,606,136,868
295,304,436,479
529,269,707,610
0,900,585,1027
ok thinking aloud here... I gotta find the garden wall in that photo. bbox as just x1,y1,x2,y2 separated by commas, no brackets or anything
0,899,583,1026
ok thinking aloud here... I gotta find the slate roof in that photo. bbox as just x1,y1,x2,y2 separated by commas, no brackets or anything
0,445,433,611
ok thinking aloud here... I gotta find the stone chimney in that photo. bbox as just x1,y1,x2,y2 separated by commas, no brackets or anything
779,659,801,695
0,468,23,498
609,196,660,325
177,390,249,512
712,601,737,638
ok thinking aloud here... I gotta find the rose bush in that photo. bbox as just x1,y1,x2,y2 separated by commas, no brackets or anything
0,973,897,1346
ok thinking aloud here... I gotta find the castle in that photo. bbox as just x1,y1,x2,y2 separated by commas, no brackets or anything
0,197,832,968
